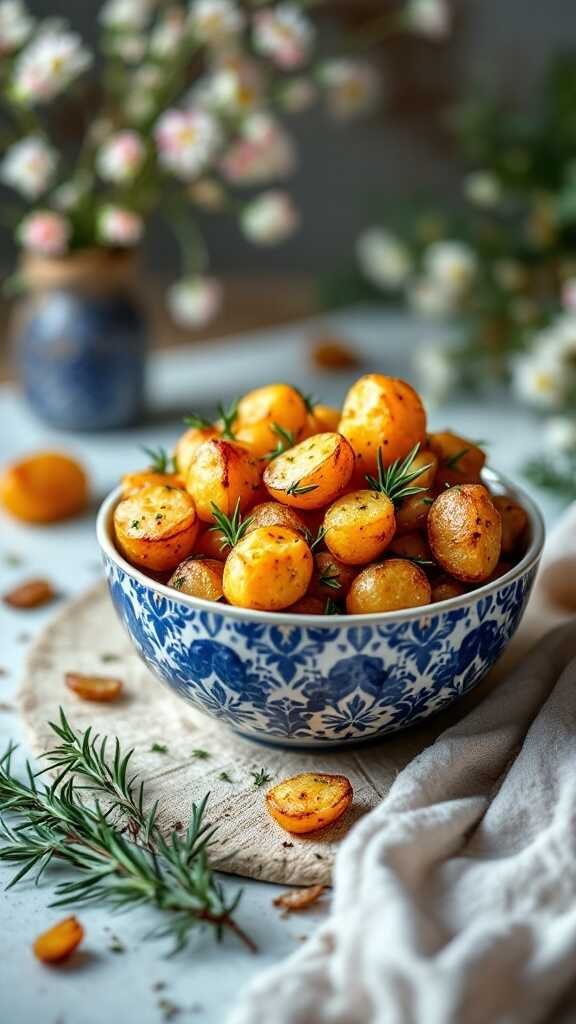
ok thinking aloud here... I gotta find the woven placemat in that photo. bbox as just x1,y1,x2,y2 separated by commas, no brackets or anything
19,581,551,886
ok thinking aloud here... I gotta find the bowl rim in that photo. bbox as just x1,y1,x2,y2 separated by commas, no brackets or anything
96,467,545,628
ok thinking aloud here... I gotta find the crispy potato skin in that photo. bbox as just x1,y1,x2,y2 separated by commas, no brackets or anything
395,491,434,534
286,595,327,615
339,374,427,474
264,432,354,510
114,485,198,572
234,384,309,457
427,484,502,583
245,501,308,537
388,530,432,564
223,526,313,610
121,470,184,498
266,773,353,834
174,425,219,476
65,673,123,703
346,559,432,614
195,527,230,561
168,557,224,601
493,496,528,555
431,575,468,603
309,551,358,598
429,431,486,488
0,451,88,524
323,489,395,565
310,404,341,433
186,438,262,523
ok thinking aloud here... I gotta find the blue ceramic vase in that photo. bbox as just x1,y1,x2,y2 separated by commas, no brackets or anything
14,250,147,431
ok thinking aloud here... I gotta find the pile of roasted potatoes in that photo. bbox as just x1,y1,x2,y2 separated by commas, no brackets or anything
112,374,529,615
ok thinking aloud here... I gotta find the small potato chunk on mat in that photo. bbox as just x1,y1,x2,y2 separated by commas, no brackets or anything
266,772,353,834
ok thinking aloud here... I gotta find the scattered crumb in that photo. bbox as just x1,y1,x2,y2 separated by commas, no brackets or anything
152,981,167,992
16,632,31,644
150,743,168,754
282,841,294,849
2,551,24,567
173,820,183,831
4,578,58,609
0,702,14,712
0,667,8,677
108,934,125,954
219,771,233,783
158,997,181,1021
314,853,324,860
310,335,359,371
100,653,120,663
273,884,326,917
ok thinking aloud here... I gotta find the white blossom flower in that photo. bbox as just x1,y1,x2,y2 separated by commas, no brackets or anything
133,64,163,91
52,178,87,211
253,3,314,70
100,0,152,30
320,59,380,120
424,240,477,293
190,0,244,43
110,33,147,62
0,0,34,55
279,76,316,114
405,0,450,39
12,27,92,104
357,228,412,290
220,113,295,186
0,135,56,199
17,209,70,256
150,6,187,58
207,58,263,114
97,130,145,183
155,108,222,180
167,276,222,327
544,416,576,454
241,190,299,245
408,276,459,319
512,352,566,410
464,170,502,208
412,342,457,405
98,205,143,246
561,277,576,314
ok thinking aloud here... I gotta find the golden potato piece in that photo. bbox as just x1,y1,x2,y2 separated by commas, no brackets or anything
174,425,219,476
195,527,230,561
0,451,88,524
323,489,395,566
273,884,326,914
168,557,224,602
388,530,433,564
3,578,57,609
245,501,308,537
264,432,354,510
429,431,486,487
235,383,309,457
410,448,438,489
339,374,427,475
427,484,502,583
114,485,198,572
346,559,432,614
286,595,327,615
431,575,468,603
310,404,341,433
492,496,528,555
395,491,434,534
34,916,85,964
309,551,358,598
223,526,313,610
266,772,353,834
186,438,261,523
121,469,184,498
65,672,123,703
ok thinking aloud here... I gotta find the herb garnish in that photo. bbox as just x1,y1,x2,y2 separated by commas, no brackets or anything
324,598,341,615
219,771,233,783
366,444,432,505
264,423,297,461
183,413,212,429
285,479,318,497
151,742,168,754
251,769,272,788
217,398,239,440
209,499,253,549
191,749,210,760
141,446,175,474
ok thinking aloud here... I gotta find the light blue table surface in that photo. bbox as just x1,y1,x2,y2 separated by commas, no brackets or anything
0,310,563,1024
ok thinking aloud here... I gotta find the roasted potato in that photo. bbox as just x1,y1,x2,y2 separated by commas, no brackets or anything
431,575,468,603
323,489,395,565
287,595,327,615
168,557,224,602
0,451,88,524
223,526,313,610
339,374,427,474
195,526,230,561
395,491,434,534
121,469,184,497
388,530,433,564
65,672,123,703
234,383,309,457
186,438,261,523
114,485,198,572
266,772,353,834
34,917,85,964
174,425,220,476
492,496,528,555
410,448,438,489
429,431,486,487
308,551,358,598
244,501,308,537
427,484,502,583
346,559,432,614
263,432,354,510
309,404,341,433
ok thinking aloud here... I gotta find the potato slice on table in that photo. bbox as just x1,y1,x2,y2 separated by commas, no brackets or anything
339,374,427,475
174,424,220,476
429,431,486,488
266,772,353,834
186,438,261,523
0,451,88,524
244,501,308,537
492,496,528,555
427,484,502,583
346,559,432,614
65,672,123,703
168,557,224,602
114,485,198,572
263,432,354,510
34,917,84,964
323,489,395,566
223,526,313,610
234,384,309,457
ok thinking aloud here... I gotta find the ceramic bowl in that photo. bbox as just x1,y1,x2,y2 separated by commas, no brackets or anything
96,470,544,749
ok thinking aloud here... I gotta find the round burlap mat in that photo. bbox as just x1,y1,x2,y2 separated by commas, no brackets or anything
19,582,532,886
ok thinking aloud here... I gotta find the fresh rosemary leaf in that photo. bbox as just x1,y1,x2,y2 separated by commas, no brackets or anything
141,446,175,474
219,771,233,783
366,444,432,505
264,423,297,461
324,598,341,615
294,387,318,414
191,749,210,760
286,479,318,497
209,499,253,549
306,525,327,552
318,570,341,590
217,398,239,440
183,413,212,429
151,743,168,754
251,769,271,788
444,447,470,469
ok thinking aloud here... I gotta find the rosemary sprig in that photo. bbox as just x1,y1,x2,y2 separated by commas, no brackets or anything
264,423,297,461
294,387,317,414
217,399,239,440
318,569,341,590
285,479,318,497
0,712,254,955
183,413,212,429
209,500,253,549
366,444,432,505
444,448,470,469
250,769,271,788
141,446,176,474
305,525,326,552
324,598,341,615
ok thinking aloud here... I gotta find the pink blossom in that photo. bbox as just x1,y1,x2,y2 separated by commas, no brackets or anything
155,108,221,180
253,3,313,70
562,278,576,314
17,210,70,256
241,190,299,246
220,114,295,186
98,206,143,246
167,276,222,327
97,131,145,183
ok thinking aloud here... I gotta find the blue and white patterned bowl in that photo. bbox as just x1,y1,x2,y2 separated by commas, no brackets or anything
97,470,544,749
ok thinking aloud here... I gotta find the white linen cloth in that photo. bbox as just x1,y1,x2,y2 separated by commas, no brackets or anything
229,506,576,1024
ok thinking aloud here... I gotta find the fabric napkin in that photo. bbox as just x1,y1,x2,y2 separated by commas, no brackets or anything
229,506,576,1024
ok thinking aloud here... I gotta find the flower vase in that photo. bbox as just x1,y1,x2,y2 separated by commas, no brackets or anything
13,248,147,431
